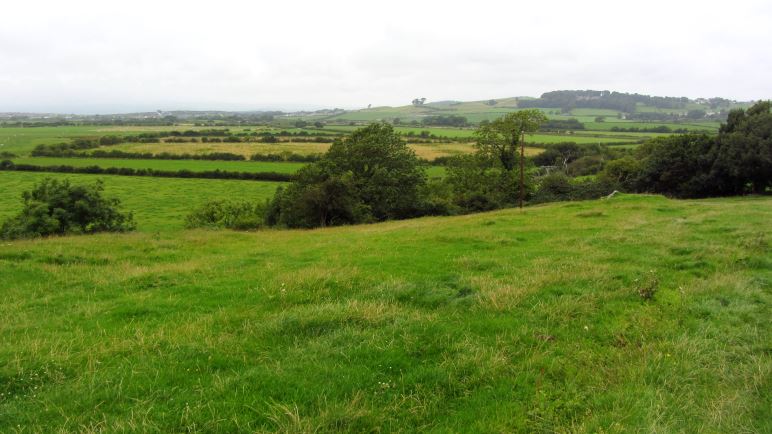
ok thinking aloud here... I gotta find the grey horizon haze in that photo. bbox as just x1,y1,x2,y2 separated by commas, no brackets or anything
1,0,771,114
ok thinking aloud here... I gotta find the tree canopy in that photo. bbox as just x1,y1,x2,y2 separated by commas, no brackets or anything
474,110,548,171
267,123,427,228
0,178,135,239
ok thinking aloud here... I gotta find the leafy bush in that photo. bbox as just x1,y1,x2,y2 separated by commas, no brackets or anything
185,200,266,230
531,172,616,204
633,133,717,197
531,172,573,203
0,177,135,239
445,154,528,211
599,157,641,191
566,155,604,176
269,123,427,228
629,101,771,197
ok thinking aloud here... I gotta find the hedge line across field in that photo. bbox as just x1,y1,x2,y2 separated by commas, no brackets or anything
0,160,293,182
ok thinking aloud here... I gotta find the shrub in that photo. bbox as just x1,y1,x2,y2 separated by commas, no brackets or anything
599,157,641,191
269,123,427,228
566,155,604,176
531,172,572,203
185,200,266,230
532,173,616,204
0,177,136,239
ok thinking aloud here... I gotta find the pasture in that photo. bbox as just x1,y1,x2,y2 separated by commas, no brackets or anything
0,171,281,231
96,140,543,161
0,194,769,432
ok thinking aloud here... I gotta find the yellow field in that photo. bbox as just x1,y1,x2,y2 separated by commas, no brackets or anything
104,141,543,160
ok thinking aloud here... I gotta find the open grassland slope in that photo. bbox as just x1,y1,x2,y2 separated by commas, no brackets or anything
0,195,770,432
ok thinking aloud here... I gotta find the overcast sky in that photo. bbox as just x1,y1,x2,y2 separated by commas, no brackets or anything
1,0,770,113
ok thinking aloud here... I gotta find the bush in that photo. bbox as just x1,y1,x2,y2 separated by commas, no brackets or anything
599,157,641,191
0,177,136,239
566,155,604,176
269,123,427,228
445,154,534,211
531,173,616,204
531,172,573,203
185,200,266,230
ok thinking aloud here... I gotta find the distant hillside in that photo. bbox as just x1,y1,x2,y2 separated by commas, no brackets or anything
327,90,752,124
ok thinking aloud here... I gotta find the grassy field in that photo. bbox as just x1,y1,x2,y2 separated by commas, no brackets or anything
99,141,543,161
0,126,285,156
0,126,122,155
105,141,332,158
0,194,769,432
322,101,727,133
319,125,642,144
0,172,281,231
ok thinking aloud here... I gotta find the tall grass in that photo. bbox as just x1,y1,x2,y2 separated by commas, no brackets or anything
0,194,769,432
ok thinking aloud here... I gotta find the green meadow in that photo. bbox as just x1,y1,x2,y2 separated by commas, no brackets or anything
0,172,281,231
0,194,769,432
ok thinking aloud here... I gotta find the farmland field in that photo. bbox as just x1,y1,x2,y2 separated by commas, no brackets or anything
0,194,769,432
97,141,544,161
0,172,281,231
104,141,332,158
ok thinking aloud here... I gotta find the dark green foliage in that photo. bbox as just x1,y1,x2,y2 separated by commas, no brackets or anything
532,142,582,168
269,165,367,228
185,200,265,230
0,177,135,239
269,123,427,228
475,110,548,171
0,160,292,182
633,133,717,197
531,172,616,204
444,111,547,211
611,101,770,197
445,154,528,211
421,115,468,127
89,150,246,161
599,157,641,191
566,155,605,176
539,118,584,131
610,125,689,133
250,152,322,163
519,90,690,113
531,172,573,203
713,101,772,194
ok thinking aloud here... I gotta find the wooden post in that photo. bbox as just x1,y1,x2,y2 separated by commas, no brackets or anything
519,131,525,209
